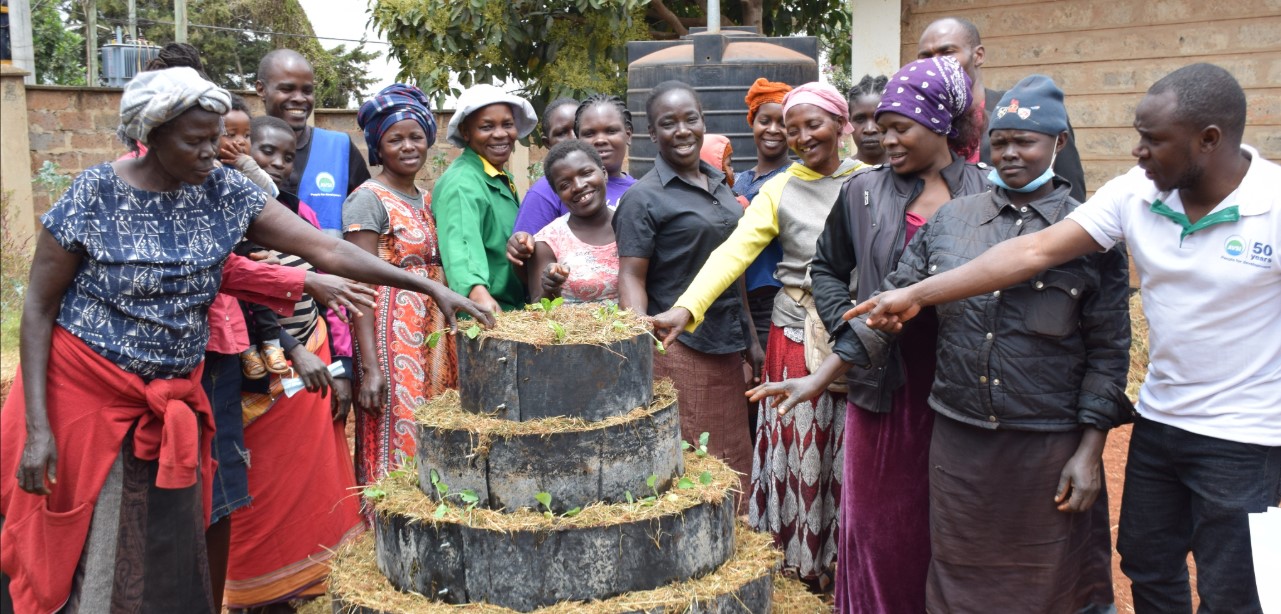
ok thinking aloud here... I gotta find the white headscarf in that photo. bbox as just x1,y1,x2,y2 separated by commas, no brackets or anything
445,84,537,149
118,67,232,149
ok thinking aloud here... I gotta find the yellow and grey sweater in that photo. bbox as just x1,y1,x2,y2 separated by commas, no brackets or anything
674,158,865,331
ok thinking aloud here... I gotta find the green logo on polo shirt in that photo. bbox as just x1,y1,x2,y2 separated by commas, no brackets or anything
1225,236,1246,257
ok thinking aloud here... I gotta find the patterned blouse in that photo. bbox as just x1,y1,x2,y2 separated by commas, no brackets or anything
533,214,619,303
43,163,267,379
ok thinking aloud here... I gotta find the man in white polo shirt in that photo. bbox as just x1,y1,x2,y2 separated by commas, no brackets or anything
848,63,1280,612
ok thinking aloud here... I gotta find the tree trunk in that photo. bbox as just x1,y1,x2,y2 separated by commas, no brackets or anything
647,0,689,36
741,0,762,33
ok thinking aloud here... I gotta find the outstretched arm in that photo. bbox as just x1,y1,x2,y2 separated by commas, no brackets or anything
851,220,1104,331
246,199,495,329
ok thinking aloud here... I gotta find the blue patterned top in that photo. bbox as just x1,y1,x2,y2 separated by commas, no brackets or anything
42,163,268,379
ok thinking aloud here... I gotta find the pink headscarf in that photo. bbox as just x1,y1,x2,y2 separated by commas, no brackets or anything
781,82,854,135
700,134,732,170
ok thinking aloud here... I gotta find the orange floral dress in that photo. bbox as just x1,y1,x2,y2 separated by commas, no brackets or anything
349,181,456,485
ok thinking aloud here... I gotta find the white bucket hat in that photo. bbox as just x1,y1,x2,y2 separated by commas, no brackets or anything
446,84,538,148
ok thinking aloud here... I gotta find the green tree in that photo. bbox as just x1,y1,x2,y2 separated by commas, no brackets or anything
64,0,379,107
372,0,851,122
312,42,381,109
31,0,87,85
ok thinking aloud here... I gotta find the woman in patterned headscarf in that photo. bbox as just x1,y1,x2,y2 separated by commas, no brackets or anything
344,84,453,485
0,68,492,614
750,56,990,613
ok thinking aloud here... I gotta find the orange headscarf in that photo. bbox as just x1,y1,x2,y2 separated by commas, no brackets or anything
745,78,792,125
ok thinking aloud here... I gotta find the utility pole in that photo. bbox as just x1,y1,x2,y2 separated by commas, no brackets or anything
126,0,135,41
174,0,187,43
5,0,37,84
85,0,97,84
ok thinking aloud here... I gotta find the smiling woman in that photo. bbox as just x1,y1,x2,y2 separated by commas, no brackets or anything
613,80,756,511
433,84,538,313
529,140,619,303
649,81,864,589
342,84,457,487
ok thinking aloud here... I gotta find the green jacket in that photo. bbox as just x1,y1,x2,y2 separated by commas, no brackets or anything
433,147,525,310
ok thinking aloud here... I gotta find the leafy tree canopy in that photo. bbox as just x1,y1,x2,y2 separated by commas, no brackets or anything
31,0,86,85
372,0,851,128
58,0,378,107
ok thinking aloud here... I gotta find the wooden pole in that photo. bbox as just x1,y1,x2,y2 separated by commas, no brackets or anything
174,0,187,43
85,0,98,85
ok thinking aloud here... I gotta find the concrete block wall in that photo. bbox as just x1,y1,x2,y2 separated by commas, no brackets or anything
900,0,1281,197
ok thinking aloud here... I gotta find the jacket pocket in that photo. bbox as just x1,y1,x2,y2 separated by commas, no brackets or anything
1022,268,1086,338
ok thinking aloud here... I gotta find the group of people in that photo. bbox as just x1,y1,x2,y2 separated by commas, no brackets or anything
0,13,1277,614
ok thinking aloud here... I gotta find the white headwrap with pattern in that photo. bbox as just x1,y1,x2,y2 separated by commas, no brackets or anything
117,67,231,149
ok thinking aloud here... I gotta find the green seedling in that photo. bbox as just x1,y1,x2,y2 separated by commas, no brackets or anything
700,470,714,485
593,301,621,321
676,477,696,489
426,330,443,348
535,491,554,518
547,320,567,342
528,296,564,313
458,489,480,512
430,469,449,498
465,324,481,339
362,485,387,501
564,507,582,517
625,490,634,504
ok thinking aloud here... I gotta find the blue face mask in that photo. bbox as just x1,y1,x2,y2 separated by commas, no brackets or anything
988,151,1057,193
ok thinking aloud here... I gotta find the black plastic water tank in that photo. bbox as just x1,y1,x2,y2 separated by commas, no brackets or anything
626,28,818,179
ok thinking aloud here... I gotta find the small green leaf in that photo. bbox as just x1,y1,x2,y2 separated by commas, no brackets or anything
430,469,441,485
699,471,713,485
548,320,566,342
465,324,481,339
426,330,442,348
550,296,564,309
646,475,658,489
363,486,386,500
613,320,627,330
535,491,552,510
433,503,449,519
459,490,479,504
625,490,634,504
564,507,581,517
539,297,553,312
655,340,666,354
680,440,692,451
699,432,710,448
677,477,696,489
543,511,553,519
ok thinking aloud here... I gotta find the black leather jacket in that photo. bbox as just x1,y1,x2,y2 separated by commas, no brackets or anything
850,181,1134,431
811,157,991,413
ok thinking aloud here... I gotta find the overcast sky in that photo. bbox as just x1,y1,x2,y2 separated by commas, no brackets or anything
296,0,401,94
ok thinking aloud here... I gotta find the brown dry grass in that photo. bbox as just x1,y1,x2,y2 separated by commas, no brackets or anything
1126,292,1149,401
415,379,677,440
320,524,815,613
371,450,734,533
474,301,651,347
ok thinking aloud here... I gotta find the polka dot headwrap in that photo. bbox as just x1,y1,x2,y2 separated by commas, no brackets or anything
875,56,973,138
